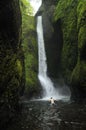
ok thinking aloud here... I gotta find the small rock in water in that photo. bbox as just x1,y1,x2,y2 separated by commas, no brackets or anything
29,108,32,111
46,122,53,126
57,118,62,124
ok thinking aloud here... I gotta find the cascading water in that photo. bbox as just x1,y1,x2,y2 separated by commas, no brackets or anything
29,0,70,100
37,16,60,99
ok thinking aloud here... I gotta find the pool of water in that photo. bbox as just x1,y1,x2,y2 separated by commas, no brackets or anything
7,99,86,130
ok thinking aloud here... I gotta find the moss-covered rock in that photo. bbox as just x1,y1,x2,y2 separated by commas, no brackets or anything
54,0,78,84
54,0,86,100
20,0,40,98
0,0,24,127
71,0,86,100
71,60,86,99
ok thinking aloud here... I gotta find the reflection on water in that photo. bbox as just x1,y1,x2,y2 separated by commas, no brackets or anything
7,100,86,130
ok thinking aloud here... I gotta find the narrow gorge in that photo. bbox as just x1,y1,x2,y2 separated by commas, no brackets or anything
0,0,86,130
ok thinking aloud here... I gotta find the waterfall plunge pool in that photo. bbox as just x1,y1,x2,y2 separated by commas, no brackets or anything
7,100,86,130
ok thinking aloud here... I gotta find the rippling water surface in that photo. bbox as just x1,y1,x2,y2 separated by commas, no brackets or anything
7,99,86,130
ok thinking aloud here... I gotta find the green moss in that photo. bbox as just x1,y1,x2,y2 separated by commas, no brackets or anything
77,0,86,28
54,0,86,98
20,0,39,96
54,0,78,83
54,0,76,21
71,60,80,85
20,0,33,16
16,59,23,78
78,25,86,50
24,34,38,95
77,0,86,51
0,0,23,126
0,49,23,108
71,59,86,88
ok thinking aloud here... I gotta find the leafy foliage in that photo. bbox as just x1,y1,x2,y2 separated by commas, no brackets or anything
20,0,33,16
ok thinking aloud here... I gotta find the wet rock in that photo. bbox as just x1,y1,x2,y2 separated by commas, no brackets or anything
29,108,32,111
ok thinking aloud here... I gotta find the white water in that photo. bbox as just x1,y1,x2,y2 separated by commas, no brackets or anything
37,16,63,99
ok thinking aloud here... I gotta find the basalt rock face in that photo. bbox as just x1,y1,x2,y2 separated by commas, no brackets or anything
70,0,86,100
20,0,40,99
22,16,40,99
54,0,86,100
0,0,24,127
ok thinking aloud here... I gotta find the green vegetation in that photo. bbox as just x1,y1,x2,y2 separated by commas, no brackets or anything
54,0,86,98
20,0,39,97
0,0,23,126
0,51,22,99
20,0,33,16
77,0,86,58
54,0,78,83
54,0,75,21
71,0,86,97
71,59,86,88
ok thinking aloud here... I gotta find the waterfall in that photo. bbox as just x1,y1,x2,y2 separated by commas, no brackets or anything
37,16,60,99
29,0,70,101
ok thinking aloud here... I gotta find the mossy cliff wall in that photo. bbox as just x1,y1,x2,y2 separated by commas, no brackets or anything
20,0,40,98
54,0,78,83
54,0,86,100
22,16,39,98
0,0,24,127
70,0,86,100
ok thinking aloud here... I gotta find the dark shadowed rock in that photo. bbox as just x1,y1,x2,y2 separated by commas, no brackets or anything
0,0,24,128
